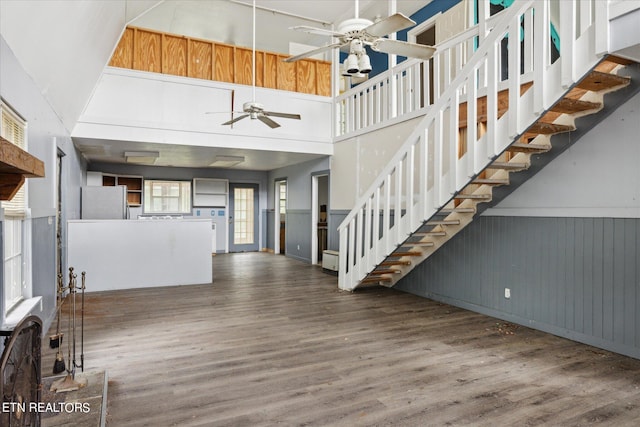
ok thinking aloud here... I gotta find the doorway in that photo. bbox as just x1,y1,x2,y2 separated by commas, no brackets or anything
229,183,259,252
274,180,287,255
408,15,438,107
311,173,329,265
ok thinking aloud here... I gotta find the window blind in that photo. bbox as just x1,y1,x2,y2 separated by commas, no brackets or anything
1,103,27,218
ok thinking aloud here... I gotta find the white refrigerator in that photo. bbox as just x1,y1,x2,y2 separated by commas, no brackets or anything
81,186,129,219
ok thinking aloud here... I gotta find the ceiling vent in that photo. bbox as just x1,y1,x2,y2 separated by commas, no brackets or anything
124,151,159,165
209,155,245,168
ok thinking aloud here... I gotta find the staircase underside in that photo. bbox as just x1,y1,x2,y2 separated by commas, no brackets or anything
358,56,640,290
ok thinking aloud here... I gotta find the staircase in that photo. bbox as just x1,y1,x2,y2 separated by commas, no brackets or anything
337,0,638,291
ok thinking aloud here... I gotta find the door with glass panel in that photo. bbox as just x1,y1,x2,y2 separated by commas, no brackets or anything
229,183,259,252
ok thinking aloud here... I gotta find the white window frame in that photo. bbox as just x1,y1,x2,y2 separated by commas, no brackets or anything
1,101,30,313
143,180,192,214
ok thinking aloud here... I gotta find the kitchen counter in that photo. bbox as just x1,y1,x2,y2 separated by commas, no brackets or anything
67,219,213,291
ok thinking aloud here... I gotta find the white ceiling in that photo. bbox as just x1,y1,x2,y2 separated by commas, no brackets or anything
1,0,432,171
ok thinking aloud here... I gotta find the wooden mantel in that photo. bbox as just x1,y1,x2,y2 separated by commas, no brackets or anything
0,136,45,201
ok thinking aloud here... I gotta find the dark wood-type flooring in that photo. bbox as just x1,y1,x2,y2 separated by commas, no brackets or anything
42,252,640,426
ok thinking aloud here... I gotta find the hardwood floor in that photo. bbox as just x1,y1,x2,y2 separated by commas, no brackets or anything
42,252,640,426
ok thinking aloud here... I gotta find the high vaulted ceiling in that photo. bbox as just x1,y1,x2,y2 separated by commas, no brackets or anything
132,0,433,55
1,0,432,170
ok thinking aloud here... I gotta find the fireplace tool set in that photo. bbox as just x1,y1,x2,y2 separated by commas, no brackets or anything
50,267,87,392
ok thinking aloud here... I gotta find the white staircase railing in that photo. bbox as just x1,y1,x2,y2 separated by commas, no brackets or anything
334,0,529,140
337,0,609,291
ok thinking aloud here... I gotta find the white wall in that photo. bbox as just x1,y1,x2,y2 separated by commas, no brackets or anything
0,1,134,133
484,92,640,218
0,37,86,219
330,116,423,210
268,157,330,211
0,35,87,333
74,68,333,154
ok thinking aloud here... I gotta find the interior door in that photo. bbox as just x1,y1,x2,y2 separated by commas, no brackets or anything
229,183,259,252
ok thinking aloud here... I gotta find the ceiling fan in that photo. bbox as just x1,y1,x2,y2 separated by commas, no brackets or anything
283,0,436,75
219,0,301,129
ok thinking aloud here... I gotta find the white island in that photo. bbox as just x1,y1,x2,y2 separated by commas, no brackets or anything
68,219,213,292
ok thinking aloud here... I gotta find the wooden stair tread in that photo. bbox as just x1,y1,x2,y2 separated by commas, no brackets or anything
413,231,447,237
390,251,423,257
361,277,391,284
414,231,447,237
507,142,551,153
525,122,574,136
549,98,601,115
454,193,491,200
403,241,435,247
576,70,630,92
473,178,509,186
600,55,635,67
370,269,401,275
487,162,528,170
380,260,412,266
439,207,476,214
426,219,461,226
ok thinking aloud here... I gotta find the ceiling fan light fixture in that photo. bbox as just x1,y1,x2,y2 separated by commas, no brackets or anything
345,53,359,74
341,62,353,77
358,54,372,74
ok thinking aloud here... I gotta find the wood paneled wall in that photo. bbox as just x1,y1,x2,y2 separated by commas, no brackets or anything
109,27,332,96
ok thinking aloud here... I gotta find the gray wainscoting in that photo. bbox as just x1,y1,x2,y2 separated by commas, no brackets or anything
31,216,57,331
395,216,640,359
266,209,275,251
260,209,268,251
0,220,3,325
285,210,312,262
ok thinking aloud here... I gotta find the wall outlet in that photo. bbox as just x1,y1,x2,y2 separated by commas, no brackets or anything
297,244,300,250
505,288,511,299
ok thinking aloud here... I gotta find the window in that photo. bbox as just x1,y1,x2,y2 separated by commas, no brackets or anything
3,219,23,309
279,182,287,216
233,187,254,245
143,180,191,214
1,103,27,218
1,101,28,312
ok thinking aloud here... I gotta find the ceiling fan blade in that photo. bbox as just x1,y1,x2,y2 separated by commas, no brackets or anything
283,42,345,63
364,13,416,37
222,114,249,126
263,111,301,120
289,25,346,38
371,39,436,59
258,115,281,129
